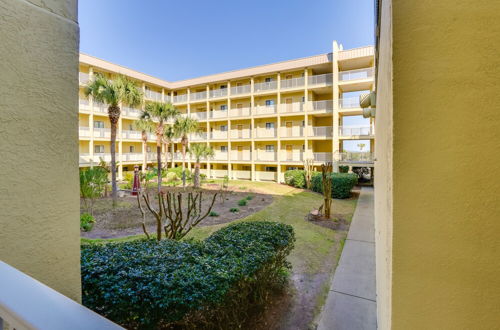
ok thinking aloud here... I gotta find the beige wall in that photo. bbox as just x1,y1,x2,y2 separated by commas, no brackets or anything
0,0,81,301
376,0,500,328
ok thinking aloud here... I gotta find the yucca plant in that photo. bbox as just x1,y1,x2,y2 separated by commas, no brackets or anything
189,143,214,188
85,73,142,206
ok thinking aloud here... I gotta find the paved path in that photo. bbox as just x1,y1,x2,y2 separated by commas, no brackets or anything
317,187,376,330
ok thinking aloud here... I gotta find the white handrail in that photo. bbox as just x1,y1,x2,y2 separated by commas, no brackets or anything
339,67,374,81
308,73,333,85
0,261,122,330
280,77,305,89
230,84,251,95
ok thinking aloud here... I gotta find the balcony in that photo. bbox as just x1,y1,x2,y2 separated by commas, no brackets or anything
254,81,277,93
79,126,90,138
173,94,188,103
190,132,207,141
308,73,333,86
122,106,141,118
281,150,303,162
122,130,142,140
213,151,228,161
338,151,374,163
93,127,111,139
310,100,334,112
209,88,228,99
255,127,277,139
339,97,361,109
231,150,252,161
280,126,304,138
79,98,90,112
256,171,277,181
91,153,112,162
190,91,207,102
93,102,107,114
190,111,207,120
145,90,162,101
79,72,89,85
210,110,228,119
339,68,374,81
122,153,144,162
233,170,251,180
280,102,304,114
230,128,252,139
253,105,277,116
280,77,305,89
339,126,374,137
229,107,251,118
230,84,251,95
211,169,228,178
210,131,228,140
310,126,333,137
313,152,333,162
256,151,277,162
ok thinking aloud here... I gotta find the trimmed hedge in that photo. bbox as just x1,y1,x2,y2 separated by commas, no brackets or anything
284,169,306,188
311,172,358,199
81,221,295,329
339,165,349,173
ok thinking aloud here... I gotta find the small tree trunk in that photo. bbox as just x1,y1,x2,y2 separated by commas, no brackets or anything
194,162,200,188
164,142,169,171
156,139,162,194
110,122,118,207
142,134,147,173
182,141,187,187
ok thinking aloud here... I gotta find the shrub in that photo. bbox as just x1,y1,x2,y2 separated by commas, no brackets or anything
283,170,306,188
81,221,295,329
168,167,192,180
311,172,358,199
80,213,95,232
209,211,219,217
230,207,239,213
246,195,254,200
165,171,179,183
339,165,349,173
237,199,247,206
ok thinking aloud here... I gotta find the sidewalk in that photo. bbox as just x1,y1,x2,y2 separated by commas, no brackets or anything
317,187,376,330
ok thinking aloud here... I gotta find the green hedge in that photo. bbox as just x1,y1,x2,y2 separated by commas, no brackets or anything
284,170,306,188
81,221,295,329
311,172,358,199
339,165,349,173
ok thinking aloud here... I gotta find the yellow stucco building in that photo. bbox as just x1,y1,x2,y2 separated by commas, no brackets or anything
78,44,375,182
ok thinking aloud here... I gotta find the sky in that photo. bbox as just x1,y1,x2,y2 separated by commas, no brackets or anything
79,0,374,82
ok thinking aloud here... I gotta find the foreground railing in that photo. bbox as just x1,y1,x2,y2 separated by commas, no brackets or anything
0,261,122,330
338,151,374,162
339,68,374,81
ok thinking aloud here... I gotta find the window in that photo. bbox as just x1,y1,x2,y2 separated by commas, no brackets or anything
220,125,227,132
302,144,305,151
265,145,275,152
220,146,228,152
265,166,277,172
265,122,275,130
301,96,305,102
147,146,151,152
286,74,292,80
302,120,305,127
287,166,299,171
265,100,275,106
222,165,228,170
94,145,104,153
243,165,251,171
220,105,227,111
129,124,134,130
265,77,273,83
129,146,135,153
220,85,227,89
93,121,104,129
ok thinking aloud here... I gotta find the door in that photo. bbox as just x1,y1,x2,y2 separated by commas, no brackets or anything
237,124,243,138
237,103,243,116
286,121,292,137
285,98,293,112
237,146,243,160
286,145,293,161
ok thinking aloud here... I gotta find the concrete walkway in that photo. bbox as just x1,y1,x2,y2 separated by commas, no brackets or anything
317,187,376,330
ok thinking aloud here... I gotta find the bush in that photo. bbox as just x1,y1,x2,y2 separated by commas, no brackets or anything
165,172,179,183
311,172,358,199
209,211,219,217
237,199,247,206
230,207,239,213
80,213,95,232
81,221,295,329
168,167,192,180
283,170,306,188
339,165,349,173
246,195,254,200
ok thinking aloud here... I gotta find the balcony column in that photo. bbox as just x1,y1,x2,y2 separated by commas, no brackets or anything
118,104,123,180
250,77,256,181
276,73,281,182
332,42,341,171
89,67,95,166
161,88,164,102
303,68,309,162
227,120,232,179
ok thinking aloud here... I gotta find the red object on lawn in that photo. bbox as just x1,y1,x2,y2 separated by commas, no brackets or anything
132,165,140,196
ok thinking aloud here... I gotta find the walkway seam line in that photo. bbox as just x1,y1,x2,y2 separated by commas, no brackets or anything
331,290,376,302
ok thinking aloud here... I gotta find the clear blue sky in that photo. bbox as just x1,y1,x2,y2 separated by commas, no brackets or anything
79,0,374,81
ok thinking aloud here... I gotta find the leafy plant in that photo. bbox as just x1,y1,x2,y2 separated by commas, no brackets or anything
237,199,247,206
80,213,95,232
246,195,254,200
189,143,214,188
311,172,358,199
284,169,306,188
339,165,349,173
230,207,239,213
79,167,108,215
209,211,219,217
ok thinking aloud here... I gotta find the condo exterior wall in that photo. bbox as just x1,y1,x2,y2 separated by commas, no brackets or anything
375,0,500,328
0,0,81,301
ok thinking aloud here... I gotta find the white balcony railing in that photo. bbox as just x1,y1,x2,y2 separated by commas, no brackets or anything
209,88,228,98
310,100,334,112
122,153,144,162
79,98,90,111
190,111,207,120
339,126,374,137
121,130,142,140
254,81,277,92
255,128,277,138
229,107,251,118
230,84,251,95
280,77,305,89
94,102,107,114
280,102,304,114
256,151,277,161
310,126,333,137
281,150,303,162
210,110,228,119
145,89,162,101
79,72,89,85
93,127,111,138
308,73,333,86
213,151,228,161
190,91,207,101
253,105,277,115
338,151,374,162
231,150,252,161
123,106,141,118
79,126,90,138
211,169,228,178
0,261,121,330
190,132,207,141
313,152,333,162
173,94,188,103
256,171,277,181
233,170,251,180
210,131,228,140
280,126,303,138
339,68,374,81
230,128,252,139
339,97,361,109
92,153,112,162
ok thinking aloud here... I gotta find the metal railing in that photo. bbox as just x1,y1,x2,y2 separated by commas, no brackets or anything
210,131,228,140
190,111,207,120
121,130,142,140
145,89,162,101
339,126,373,136
122,106,141,118
256,151,277,161
231,150,252,161
229,107,251,117
339,97,361,109
209,88,228,98
230,128,252,139
190,132,207,141
213,151,228,161
281,150,303,162
79,98,90,111
93,102,107,114
254,80,277,92
255,128,277,138
256,171,277,181
339,67,374,81
93,127,111,138
280,77,305,89
253,105,277,115
233,170,251,180
313,152,333,162
310,126,333,137
280,126,303,138
230,84,251,95
210,110,228,119
79,126,90,138
338,151,374,162
122,153,143,162
310,100,334,112
308,73,333,85
280,102,304,114
190,91,207,101
173,94,188,103
79,72,89,85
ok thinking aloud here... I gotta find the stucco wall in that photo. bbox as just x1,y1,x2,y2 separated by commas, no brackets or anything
376,0,500,328
0,0,81,301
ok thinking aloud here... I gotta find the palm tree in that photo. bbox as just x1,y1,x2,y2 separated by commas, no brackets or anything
133,119,154,173
85,73,142,206
173,117,199,186
141,102,179,192
189,144,214,188
357,143,366,151
163,125,175,171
